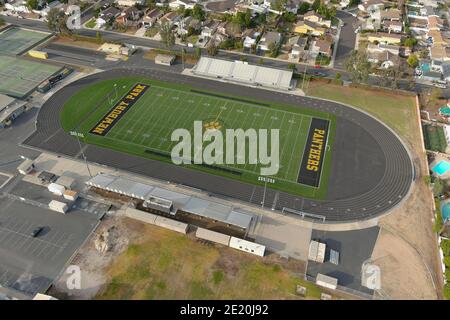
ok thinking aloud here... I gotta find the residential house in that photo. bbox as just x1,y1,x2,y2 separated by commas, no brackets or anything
242,29,260,49
294,20,326,36
310,38,332,57
428,16,443,31
143,8,163,28
422,70,443,82
285,0,301,13
358,0,385,13
5,0,31,14
177,16,201,36
116,0,145,6
159,11,182,26
303,11,331,28
383,20,403,33
408,16,429,33
216,21,241,39
169,0,195,9
216,21,230,38
367,50,399,68
430,45,450,62
428,30,448,46
97,6,121,26
115,6,142,28
287,36,307,61
367,42,400,55
367,32,403,45
257,31,281,52
443,63,450,83
201,20,220,38
380,8,401,21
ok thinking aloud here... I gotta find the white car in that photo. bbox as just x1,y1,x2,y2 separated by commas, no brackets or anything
433,81,447,89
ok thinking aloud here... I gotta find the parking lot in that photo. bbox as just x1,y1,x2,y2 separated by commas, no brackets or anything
0,196,102,296
306,226,380,295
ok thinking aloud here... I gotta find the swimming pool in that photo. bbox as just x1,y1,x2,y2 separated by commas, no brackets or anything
441,203,450,222
432,160,450,175
439,107,450,116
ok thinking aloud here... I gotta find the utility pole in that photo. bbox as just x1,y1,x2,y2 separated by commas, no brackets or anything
181,48,186,70
301,64,308,90
76,135,92,178
261,180,267,209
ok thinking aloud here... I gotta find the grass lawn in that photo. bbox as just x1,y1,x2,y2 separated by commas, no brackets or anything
96,221,323,300
423,124,447,152
85,18,96,29
145,27,159,38
306,81,417,145
61,77,336,199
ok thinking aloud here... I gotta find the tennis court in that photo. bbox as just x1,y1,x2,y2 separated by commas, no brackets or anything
0,56,61,98
0,27,51,55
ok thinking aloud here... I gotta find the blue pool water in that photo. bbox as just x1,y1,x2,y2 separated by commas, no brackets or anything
441,203,450,222
422,63,430,72
432,160,450,175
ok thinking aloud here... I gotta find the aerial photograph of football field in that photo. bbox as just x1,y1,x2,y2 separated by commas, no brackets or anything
0,0,449,312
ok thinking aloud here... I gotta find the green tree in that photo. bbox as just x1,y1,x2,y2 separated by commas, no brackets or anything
146,0,156,9
298,2,310,14
441,239,450,256
192,4,205,21
255,13,266,25
407,54,419,68
287,63,297,72
194,47,202,59
207,40,218,56
95,31,102,43
244,9,252,28
268,42,279,58
271,0,287,12
344,50,371,84
335,72,341,82
0,17,4,27
444,283,450,300
312,0,321,11
47,8,71,34
404,37,417,48
159,21,175,48
433,178,444,197
27,0,39,10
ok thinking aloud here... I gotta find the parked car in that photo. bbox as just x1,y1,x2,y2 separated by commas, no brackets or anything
433,81,447,89
31,226,43,237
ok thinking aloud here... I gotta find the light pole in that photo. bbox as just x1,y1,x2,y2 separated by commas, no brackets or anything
261,180,267,209
181,48,186,70
76,135,93,178
301,64,307,91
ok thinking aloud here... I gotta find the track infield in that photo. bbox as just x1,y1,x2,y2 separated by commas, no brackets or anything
61,77,336,199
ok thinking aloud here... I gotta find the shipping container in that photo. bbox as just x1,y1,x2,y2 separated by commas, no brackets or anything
229,237,265,257
48,200,68,213
315,273,338,290
195,228,231,246
48,183,65,196
154,216,188,234
124,207,158,225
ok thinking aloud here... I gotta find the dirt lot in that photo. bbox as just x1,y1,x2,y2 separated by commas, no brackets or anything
48,213,358,300
53,36,101,50
308,82,443,299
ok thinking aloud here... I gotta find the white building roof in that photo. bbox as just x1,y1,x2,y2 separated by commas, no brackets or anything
86,173,255,229
193,57,293,90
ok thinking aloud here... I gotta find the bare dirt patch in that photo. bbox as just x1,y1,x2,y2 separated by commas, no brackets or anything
308,83,443,299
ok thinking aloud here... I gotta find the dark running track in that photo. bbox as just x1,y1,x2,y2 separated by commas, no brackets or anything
24,68,414,223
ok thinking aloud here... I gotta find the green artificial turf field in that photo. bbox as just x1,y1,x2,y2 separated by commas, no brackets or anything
61,77,336,199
